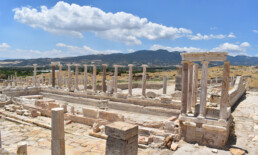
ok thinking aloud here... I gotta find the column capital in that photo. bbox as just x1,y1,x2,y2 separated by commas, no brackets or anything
181,60,190,64
33,64,37,67
113,64,119,68
74,64,80,67
142,64,148,68
84,64,88,67
128,64,133,67
102,64,108,67
67,64,71,67
58,64,62,67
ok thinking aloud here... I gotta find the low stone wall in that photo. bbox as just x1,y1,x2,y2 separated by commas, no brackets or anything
117,83,163,90
2,87,41,98
229,76,246,107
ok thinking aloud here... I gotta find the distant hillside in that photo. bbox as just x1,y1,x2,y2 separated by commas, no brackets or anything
0,49,257,67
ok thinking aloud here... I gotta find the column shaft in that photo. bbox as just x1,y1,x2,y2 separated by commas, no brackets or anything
114,65,118,93
33,64,37,87
102,64,107,92
93,65,97,92
67,64,71,91
142,65,147,97
52,65,56,87
75,65,79,90
128,64,133,96
199,61,209,118
58,65,62,88
187,62,193,113
181,62,188,115
84,65,88,91
220,61,230,120
163,75,167,94
191,64,199,107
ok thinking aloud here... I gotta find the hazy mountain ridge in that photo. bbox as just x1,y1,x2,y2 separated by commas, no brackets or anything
0,50,257,67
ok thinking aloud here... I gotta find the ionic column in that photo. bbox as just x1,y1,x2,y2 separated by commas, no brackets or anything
220,61,230,120
198,61,209,118
102,64,107,93
181,61,188,115
163,75,167,94
92,65,97,92
51,108,65,155
75,64,79,90
51,63,56,88
33,64,37,87
58,64,62,88
113,65,118,93
142,65,147,97
191,64,199,107
187,62,193,113
128,64,133,96
84,65,88,91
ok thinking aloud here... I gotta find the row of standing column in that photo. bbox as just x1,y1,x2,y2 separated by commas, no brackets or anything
181,61,230,120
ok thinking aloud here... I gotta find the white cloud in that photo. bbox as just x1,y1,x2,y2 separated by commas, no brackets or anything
211,42,251,56
13,1,192,45
253,30,258,33
13,1,233,45
188,32,235,40
151,42,251,56
0,43,120,59
0,43,10,48
127,49,135,53
150,44,205,53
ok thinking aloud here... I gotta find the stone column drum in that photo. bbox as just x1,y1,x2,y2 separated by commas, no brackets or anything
198,61,209,118
51,108,65,155
102,64,107,93
128,64,133,96
181,61,188,115
142,65,147,97
105,122,138,155
84,65,88,91
33,64,37,87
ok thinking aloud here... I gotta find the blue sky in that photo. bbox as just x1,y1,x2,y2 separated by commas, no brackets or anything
0,0,258,59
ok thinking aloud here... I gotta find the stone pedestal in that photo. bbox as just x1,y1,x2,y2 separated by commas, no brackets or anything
51,108,65,155
128,64,133,96
142,65,147,97
105,122,138,155
102,64,107,93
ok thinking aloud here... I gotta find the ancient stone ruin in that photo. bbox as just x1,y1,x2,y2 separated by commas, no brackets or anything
0,52,248,154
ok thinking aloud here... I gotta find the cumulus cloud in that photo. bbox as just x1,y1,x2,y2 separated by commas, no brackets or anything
0,43,11,49
150,44,205,53
0,43,120,59
13,1,233,45
211,42,250,56
13,1,192,45
188,32,235,40
151,42,251,56
253,30,258,33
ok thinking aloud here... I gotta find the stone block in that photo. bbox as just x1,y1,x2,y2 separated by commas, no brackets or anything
31,110,41,117
105,122,138,140
16,109,24,115
17,142,27,155
82,108,98,118
146,91,157,98
99,111,124,122
48,102,59,110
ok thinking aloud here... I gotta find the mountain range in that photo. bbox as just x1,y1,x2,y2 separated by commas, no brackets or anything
0,49,257,67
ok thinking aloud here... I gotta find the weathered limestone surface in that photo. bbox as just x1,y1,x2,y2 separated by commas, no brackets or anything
75,64,79,90
67,64,71,91
102,64,107,93
33,64,37,87
128,64,133,96
105,122,138,155
93,65,97,92
181,62,188,115
220,61,230,120
51,63,56,88
187,62,193,113
191,64,198,108
51,108,65,155
58,64,62,88
114,65,118,93
199,61,209,118
163,76,167,94
142,65,147,97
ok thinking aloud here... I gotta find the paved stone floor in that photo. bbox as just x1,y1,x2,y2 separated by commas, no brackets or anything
231,91,258,155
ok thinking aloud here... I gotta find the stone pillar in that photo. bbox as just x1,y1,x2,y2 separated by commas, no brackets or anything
163,75,167,94
113,65,118,93
220,61,230,120
105,122,138,155
84,65,88,91
102,64,107,93
142,65,147,97
128,64,133,96
14,72,17,86
58,64,62,88
191,64,199,107
51,108,65,155
181,61,188,115
92,65,97,92
17,142,27,155
187,62,193,113
75,64,79,90
33,64,37,87
198,61,209,118
71,106,75,115
67,64,71,91
41,73,44,85
52,63,56,88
